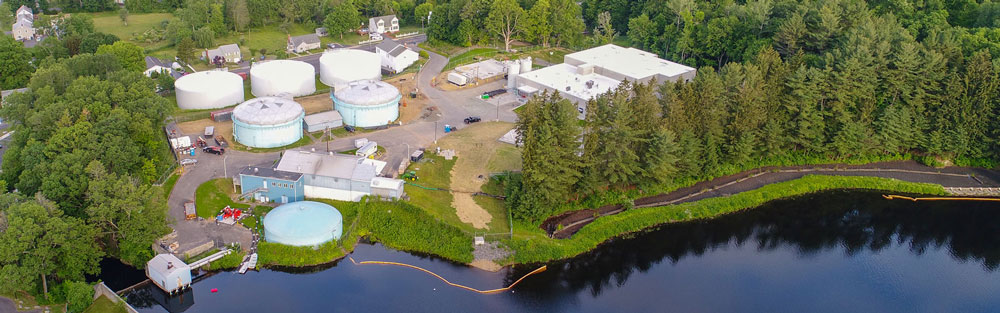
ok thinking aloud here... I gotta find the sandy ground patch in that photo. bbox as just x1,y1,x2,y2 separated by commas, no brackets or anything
177,118,234,146
438,122,521,229
295,93,334,114
469,259,502,272
386,73,428,124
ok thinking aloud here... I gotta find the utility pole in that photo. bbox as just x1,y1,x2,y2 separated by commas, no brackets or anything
223,154,228,178
434,121,438,144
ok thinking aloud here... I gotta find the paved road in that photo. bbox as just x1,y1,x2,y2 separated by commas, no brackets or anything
164,43,521,254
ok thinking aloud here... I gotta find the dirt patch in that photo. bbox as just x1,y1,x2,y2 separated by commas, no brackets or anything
177,118,234,146
437,122,521,230
469,259,502,272
294,93,334,115
386,73,428,124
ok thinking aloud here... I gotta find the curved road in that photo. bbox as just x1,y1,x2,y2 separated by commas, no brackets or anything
166,48,521,253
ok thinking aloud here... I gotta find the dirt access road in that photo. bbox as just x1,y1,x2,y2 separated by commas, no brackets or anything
544,161,1000,238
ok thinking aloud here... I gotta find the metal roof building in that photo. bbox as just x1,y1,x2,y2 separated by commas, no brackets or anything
274,150,403,202
303,110,344,133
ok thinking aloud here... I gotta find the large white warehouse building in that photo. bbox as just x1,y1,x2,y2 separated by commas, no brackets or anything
332,80,400,128
250,60,316,97
232,97,305,148
174,71,245,110
517,44,696,117
319,49,381,90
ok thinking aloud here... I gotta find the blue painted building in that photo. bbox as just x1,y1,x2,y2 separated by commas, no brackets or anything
238,166,305,203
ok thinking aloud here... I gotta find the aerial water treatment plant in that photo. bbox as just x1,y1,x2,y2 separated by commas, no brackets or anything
263,201,344,247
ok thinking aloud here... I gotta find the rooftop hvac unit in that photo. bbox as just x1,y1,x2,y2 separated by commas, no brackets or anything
586,80,594,89
577,64,595,75
565,86,571,91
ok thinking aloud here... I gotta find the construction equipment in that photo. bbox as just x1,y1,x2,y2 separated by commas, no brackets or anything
401,171,418,181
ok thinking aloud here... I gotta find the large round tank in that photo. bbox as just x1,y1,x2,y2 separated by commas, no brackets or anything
319,49,381,89
332,80,401,128
507,60,521,90
520,57,532,73
232,97,305,148
263,201,343,247
174,71,244,110
250,60,316,97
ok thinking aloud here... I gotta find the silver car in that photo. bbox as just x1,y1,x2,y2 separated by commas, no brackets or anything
180,158,198,166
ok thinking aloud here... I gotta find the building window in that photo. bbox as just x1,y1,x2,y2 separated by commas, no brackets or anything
272,182,276,187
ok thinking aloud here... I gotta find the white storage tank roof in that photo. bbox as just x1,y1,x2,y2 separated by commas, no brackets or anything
174,71,245,110
320,49,381,89
250,60,316,97
233,97,305,125
334,80,401,106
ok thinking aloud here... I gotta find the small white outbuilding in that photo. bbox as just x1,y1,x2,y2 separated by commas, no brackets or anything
146,254,191,294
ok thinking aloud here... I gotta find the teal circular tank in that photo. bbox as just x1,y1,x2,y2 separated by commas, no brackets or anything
263,201,343,247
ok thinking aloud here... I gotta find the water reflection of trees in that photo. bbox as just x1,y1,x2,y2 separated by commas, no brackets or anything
506,190,1000,298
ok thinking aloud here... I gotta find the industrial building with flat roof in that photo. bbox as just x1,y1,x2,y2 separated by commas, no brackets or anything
238,150,404,203
517,44,696,116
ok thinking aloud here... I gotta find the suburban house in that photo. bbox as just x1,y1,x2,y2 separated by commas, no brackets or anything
11,5,34,41
238,150,405,203
368,15,398,34
203,43,242,64
286,34,321,53
144,56,183,79
375,38,419,73
315,27,328,37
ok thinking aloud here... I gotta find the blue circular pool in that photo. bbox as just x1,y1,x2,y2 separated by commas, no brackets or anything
263,201,343,247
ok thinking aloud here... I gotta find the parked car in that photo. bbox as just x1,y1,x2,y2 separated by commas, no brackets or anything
203,146,225,155
180,159,197,165
327,43,340,49
344,125,356,133
464,116,481,124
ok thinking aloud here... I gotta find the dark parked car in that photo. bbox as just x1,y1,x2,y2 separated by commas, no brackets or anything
464,116,481,124
344,125,356,133
203,146,225,155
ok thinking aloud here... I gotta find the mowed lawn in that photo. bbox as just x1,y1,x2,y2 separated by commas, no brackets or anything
195,178,250,219
90,12,173,48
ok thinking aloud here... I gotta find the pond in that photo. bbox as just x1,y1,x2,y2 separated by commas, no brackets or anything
111,190,1000,312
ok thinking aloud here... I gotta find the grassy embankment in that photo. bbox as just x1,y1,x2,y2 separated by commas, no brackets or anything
160,172,180,199
501,175,947,264
443,48,502,71
83,295,127,313
194,178,251,219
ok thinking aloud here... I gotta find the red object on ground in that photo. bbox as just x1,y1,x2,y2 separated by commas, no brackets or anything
211,288,218,293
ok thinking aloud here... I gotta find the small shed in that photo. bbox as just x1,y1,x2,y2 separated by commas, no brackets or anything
370,177,405,199
410,150,424,162
184,202,197,220
356,141,377,158
146,254,192,294
204,126,215,137
210,108,234,122
303,110,344,133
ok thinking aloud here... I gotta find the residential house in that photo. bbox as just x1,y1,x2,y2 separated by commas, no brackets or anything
374,38,418,73
286,34,321,53
144,56,183,79
11,5,34,41
203,43,242,64
368,15,398,35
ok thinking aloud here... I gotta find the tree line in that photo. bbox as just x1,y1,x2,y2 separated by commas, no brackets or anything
0,42,172,298
427,0,585,50
509,0,1000,222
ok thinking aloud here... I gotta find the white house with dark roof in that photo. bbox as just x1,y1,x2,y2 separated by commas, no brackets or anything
11,5,34,41
286,34,321,53
203,43,241,63
368,15,398,34
144,56,183,79
374,38,418,73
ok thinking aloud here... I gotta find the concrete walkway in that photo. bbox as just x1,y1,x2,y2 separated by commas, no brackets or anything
0,296,41,313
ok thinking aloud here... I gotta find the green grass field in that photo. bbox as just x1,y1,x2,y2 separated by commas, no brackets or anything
194,178,250,219
404,155,468,230
161,172,180,199
89,12,173,48
83,295,127,313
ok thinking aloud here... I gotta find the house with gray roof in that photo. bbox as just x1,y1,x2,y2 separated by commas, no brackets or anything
12,5,34,41
375,38,418,73
286,33,321,53
203,43,242,64
144,56,183,79
368,15,398,35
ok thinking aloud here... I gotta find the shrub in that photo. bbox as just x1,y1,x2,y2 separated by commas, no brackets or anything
358,199,474,263
62,281,93,313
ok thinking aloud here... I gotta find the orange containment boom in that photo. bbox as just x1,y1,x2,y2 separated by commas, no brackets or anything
882,194,1000,202
349,257,546,294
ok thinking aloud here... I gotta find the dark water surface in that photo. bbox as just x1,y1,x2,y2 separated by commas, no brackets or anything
111,190,1000,313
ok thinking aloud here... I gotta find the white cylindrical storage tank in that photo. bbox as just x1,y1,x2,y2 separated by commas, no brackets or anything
174,71,244,110
232,97,305,148
520,57,532,73
250,60,316,97
507,60,521,90
332,80,401,128
264,201,343,247
320,49,381,89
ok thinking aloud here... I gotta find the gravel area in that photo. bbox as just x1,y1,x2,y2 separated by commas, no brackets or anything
472,241,511,262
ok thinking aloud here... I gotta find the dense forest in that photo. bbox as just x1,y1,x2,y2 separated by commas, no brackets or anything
0,32,172,298
509,0,1000,222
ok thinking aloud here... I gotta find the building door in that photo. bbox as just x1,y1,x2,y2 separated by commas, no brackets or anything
281,195,288,203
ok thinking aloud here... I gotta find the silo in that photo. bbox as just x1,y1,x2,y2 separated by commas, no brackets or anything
319,49,381,90
174,71,244,110
250,60,316,97
507,60,521,90
332,80,401,128
232,97,305,148
520,56,532,73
